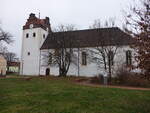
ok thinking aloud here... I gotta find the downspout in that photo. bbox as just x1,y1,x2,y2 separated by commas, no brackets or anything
39,50,41,75
78,48,80,76
21,60,23,75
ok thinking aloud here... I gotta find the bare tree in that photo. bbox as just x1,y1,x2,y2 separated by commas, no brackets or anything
124,0,150,80
89,18,119,81
0,43,8,54
47,24,77,77
89,19,102,29
3,52,17,62
0,24,13,63
0,42,17,62
0,26,13,44
89,18,116,29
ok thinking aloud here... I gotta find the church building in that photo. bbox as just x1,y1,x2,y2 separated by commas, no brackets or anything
20,13,134,77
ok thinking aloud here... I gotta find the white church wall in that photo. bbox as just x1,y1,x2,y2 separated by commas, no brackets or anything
40,49,59,75
69,48,100,77
110,46,134,77
40,45,134,77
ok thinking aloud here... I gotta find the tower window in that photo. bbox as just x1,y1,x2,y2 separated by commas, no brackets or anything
126,50,132,65
33,33,36,37
82,52,87,65
27,52,30,56
43,34,45,39
26,33,29,38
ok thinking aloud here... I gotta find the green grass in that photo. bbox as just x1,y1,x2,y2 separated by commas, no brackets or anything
0,77,150,113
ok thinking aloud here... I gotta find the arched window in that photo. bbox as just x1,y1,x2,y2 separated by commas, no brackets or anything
126,50,132,65
33,32,36,37
27,52,30,56
26,33,29,38
43,34,45,39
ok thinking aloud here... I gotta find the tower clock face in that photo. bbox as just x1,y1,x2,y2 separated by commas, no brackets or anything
47,27,49,31
29,24,33,29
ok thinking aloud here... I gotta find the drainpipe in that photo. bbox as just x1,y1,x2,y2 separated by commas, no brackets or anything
78,48,80,76
21,60,24,75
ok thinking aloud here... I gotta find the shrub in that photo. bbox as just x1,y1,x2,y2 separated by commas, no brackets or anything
115,65,131,84
125,74,150,87
90,74,104,84
115,65,150,87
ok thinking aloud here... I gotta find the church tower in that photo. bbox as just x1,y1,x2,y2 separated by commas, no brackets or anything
20,13,51,75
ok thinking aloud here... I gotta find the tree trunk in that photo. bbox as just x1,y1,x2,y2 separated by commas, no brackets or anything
108,60,112,83
59,68,67,77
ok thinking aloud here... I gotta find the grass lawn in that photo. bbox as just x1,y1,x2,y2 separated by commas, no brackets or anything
0,76,150,113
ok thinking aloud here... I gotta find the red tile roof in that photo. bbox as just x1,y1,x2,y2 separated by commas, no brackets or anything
23,13,51,32
7,61,20,67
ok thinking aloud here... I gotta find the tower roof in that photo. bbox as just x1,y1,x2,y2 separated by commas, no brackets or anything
23,13,51,32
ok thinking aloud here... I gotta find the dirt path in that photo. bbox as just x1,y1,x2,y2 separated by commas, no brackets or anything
76,82,150,91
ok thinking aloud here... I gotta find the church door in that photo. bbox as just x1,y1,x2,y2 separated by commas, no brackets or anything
46,68,50,76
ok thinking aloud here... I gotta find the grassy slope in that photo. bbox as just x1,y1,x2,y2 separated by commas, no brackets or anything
0,77,150,113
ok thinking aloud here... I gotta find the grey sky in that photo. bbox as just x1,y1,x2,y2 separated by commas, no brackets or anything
0,0,133,58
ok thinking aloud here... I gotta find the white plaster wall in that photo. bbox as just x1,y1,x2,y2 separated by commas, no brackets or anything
40,50,59,76
20,28,48,75
40,46,134,77
110,46,134,77
67,48,100,77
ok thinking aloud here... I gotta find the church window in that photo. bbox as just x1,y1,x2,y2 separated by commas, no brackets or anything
33,32,36,37
126,50,132,65
26,33,29,38
43,34,45,39
27,52,30,56
82,52,87,65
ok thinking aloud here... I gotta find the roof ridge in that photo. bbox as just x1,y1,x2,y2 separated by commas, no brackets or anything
53,27,119,33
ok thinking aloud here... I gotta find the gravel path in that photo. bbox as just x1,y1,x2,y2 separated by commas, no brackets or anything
76,82,150,91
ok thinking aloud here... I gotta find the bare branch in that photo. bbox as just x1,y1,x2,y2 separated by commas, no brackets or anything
0,27,13,44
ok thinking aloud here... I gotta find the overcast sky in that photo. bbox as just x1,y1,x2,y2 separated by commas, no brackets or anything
0,0,134,58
